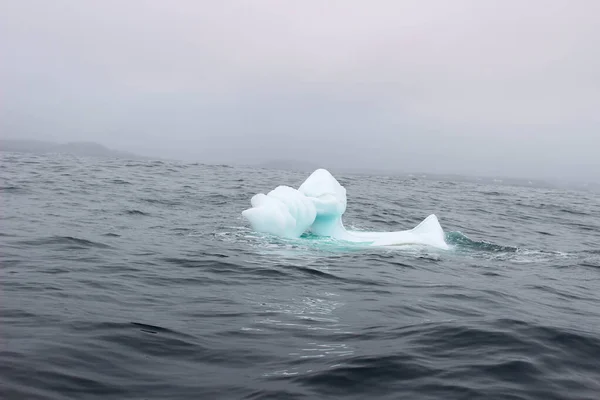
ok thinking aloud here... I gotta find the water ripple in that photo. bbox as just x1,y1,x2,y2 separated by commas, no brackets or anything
2,152,600,400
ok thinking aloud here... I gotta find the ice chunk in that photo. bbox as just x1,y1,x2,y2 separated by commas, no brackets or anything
242,169,449,250
297,169,349,238
241,186,316,238
348,214,450,249
298,168,347,216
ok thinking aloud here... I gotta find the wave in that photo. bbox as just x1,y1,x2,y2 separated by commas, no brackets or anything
280,320,600,399
0,185,29,194
125,209,150,216
141,198,182,206
445,231,518,253
17,235,112,249
110,179,131,185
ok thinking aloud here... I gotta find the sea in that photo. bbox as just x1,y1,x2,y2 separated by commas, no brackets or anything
1,151,600,400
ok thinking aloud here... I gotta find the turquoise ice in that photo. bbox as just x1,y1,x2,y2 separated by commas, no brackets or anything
242,169,449,250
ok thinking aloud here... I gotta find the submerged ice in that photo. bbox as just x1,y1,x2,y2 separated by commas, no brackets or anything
242,169,449,250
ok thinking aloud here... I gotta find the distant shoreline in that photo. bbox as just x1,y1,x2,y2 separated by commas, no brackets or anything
2,139,597,192
0,139,146,160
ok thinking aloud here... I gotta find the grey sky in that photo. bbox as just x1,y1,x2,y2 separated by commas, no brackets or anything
1,0,599,181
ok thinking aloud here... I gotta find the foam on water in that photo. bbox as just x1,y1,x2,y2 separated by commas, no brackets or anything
243,169,450,250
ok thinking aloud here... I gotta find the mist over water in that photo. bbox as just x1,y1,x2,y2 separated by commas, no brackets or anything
2,152,600,399
2,1,600,183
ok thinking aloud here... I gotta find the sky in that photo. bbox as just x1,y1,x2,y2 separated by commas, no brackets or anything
1,0,599,182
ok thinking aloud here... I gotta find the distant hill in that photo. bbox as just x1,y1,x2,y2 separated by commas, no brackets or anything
0,139,144,160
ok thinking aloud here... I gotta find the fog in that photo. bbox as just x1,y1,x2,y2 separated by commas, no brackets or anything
1,0,599,181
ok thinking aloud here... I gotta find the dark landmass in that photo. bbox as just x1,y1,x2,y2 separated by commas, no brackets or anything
0,139,146,160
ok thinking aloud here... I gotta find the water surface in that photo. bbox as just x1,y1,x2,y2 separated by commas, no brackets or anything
2,152,600,399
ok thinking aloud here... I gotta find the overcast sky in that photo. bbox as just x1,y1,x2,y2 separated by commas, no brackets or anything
1,0,599,181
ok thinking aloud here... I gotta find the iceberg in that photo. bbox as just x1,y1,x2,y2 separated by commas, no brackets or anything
242,169,449,250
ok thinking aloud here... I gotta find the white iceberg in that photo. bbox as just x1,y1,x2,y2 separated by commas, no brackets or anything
242,169,449,250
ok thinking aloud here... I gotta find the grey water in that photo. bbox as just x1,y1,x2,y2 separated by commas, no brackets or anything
1,151,600,400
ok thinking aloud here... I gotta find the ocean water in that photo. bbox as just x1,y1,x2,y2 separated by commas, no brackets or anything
1,151,600,400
